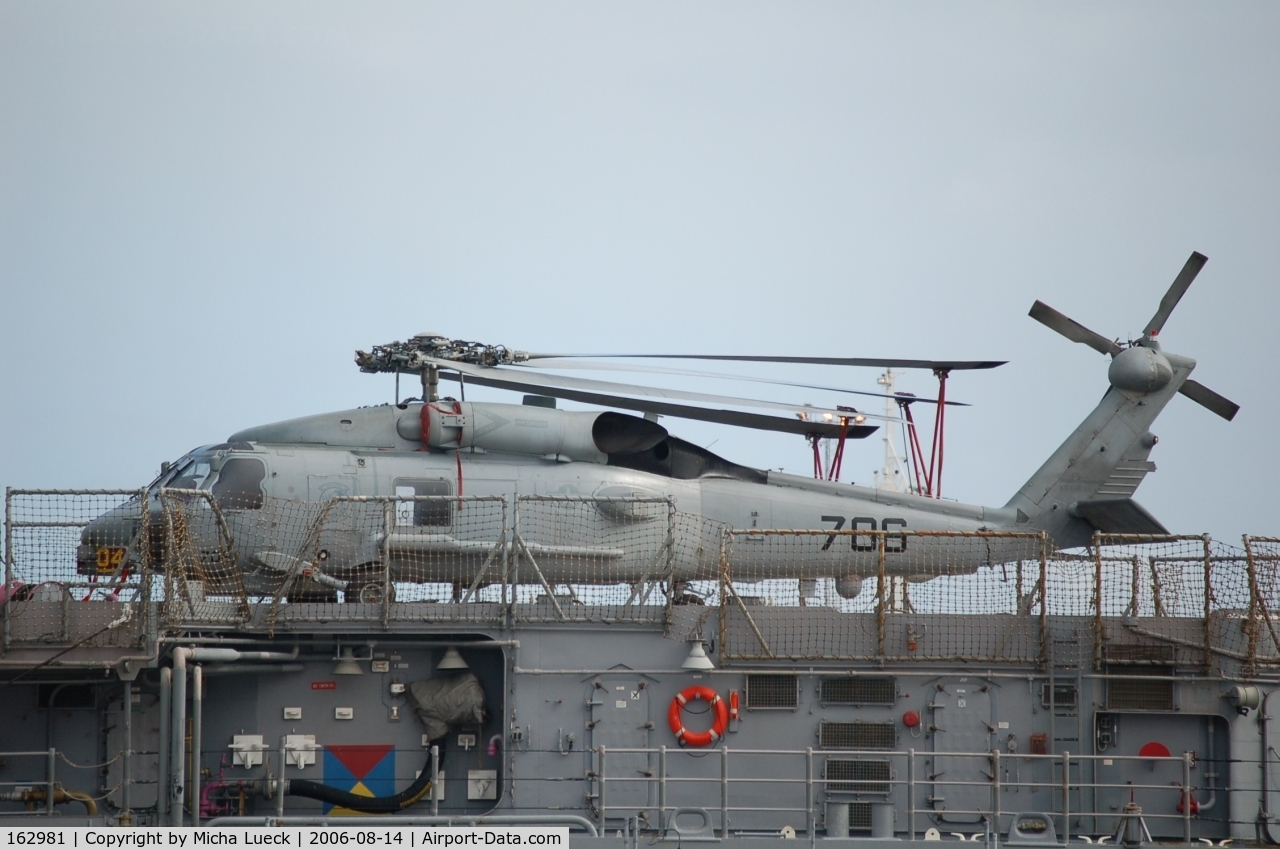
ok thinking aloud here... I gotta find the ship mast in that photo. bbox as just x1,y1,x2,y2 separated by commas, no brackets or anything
873,369,911,493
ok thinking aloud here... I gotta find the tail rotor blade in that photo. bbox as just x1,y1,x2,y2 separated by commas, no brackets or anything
1178,378,1239,421
1144,251,1207,338
1029,301,1122,356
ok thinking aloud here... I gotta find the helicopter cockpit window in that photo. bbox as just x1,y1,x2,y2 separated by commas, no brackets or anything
165,459,213,491
210,458,266,510
393,479,452,527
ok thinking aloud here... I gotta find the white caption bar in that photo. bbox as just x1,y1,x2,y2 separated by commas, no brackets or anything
0,828,568,849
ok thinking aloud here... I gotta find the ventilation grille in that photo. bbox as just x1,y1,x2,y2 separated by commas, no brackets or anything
826,759,890,794
821,677,896,706
1040,682,1077,709
1107,644,1176,665
746,674,798,709
820,720,896,750
1097,459,1157,498
849,802,873,831
1108,678,1174,711
38,684,96,709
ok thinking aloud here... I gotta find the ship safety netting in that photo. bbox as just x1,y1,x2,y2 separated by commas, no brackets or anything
5,487,1279,669
149,492,510,629
717,530,1049,663
510,496,675,623
1089,535,1253,672
157,489,252,627
2,489,149,648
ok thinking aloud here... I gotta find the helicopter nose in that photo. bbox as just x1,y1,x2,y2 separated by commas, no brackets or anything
76,505,142,577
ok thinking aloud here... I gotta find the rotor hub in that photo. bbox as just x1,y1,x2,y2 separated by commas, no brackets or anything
1108,345,1173,393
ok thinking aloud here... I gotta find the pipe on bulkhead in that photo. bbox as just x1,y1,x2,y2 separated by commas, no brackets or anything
171,648,189,825
121,678,132,825
192,665,202,827
1260,690,1280,844
0,785,99,816
1194,718,1218,813
157,668,170,820
1230,705,1264,840
171,645,298,825
187,647,299,663
201,663,305,677
44,683,73,767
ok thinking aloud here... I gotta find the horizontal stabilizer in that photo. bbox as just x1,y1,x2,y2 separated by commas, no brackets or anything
1070,499,1169,535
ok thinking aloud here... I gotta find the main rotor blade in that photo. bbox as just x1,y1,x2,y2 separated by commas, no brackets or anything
526,353,1006,371
1178,378,1239,421
1144,251,1207,338
1028,301,1122,356
428,368,877,440
423,357,897,423
518,359,970,406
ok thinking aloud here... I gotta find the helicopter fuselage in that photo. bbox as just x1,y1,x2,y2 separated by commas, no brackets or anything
76,403,1022,601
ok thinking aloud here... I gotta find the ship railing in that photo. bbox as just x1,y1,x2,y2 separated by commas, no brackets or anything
717,529,1275,673
510,495,679,625
3,488,151,652
8,486,1280,672
593,745,1206,842
0,744,127,819
0,749,58,817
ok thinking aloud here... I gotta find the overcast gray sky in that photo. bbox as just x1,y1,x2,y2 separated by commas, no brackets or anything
2,2,1277,542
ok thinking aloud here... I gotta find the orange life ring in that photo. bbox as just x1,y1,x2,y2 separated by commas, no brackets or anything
668,686,729,747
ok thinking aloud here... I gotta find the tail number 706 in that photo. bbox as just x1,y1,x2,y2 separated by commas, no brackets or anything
819,516,907,552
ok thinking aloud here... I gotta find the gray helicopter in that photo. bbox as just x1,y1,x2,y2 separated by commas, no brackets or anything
77,252,1237,602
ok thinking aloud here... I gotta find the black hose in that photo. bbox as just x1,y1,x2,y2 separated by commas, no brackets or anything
287,754,435,813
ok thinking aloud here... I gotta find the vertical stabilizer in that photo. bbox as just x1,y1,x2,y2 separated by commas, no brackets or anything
1008,252,1237,548
1005,353,1191,547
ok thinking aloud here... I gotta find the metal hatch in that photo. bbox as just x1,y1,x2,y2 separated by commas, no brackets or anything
589,676,653,816
930,679,995,824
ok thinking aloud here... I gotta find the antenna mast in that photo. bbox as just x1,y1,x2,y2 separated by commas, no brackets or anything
873,370,910,492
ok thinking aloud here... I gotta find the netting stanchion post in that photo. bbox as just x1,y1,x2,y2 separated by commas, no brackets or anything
132,490,153,646
1039,533,1049,669
136,502,151,646
1093,534,1104,670
1202,534,1214,674
1244,536,1263,677
3,487,12,653
500,497,511,619
718,529,730,665
661,502,677,619
507,498,522,629
1245,537,1259,676
1128,555,1140,618
381,501,394,628
160,493,180,627
1150,556,1166,617
875,532,888,661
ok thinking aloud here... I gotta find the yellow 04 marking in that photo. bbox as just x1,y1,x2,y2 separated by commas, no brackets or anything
95,547,126,574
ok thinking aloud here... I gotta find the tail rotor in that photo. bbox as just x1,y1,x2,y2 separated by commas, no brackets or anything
1029,251,1238,421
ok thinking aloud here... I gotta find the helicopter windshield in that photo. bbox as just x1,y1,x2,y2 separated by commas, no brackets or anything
146,448,216,495
163,458,214,490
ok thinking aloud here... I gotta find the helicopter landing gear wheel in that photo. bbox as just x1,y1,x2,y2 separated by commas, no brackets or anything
347,564,394,604
355,582,395,604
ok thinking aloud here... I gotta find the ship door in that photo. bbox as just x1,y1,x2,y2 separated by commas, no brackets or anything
590,675,653,817
930,679,995,824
